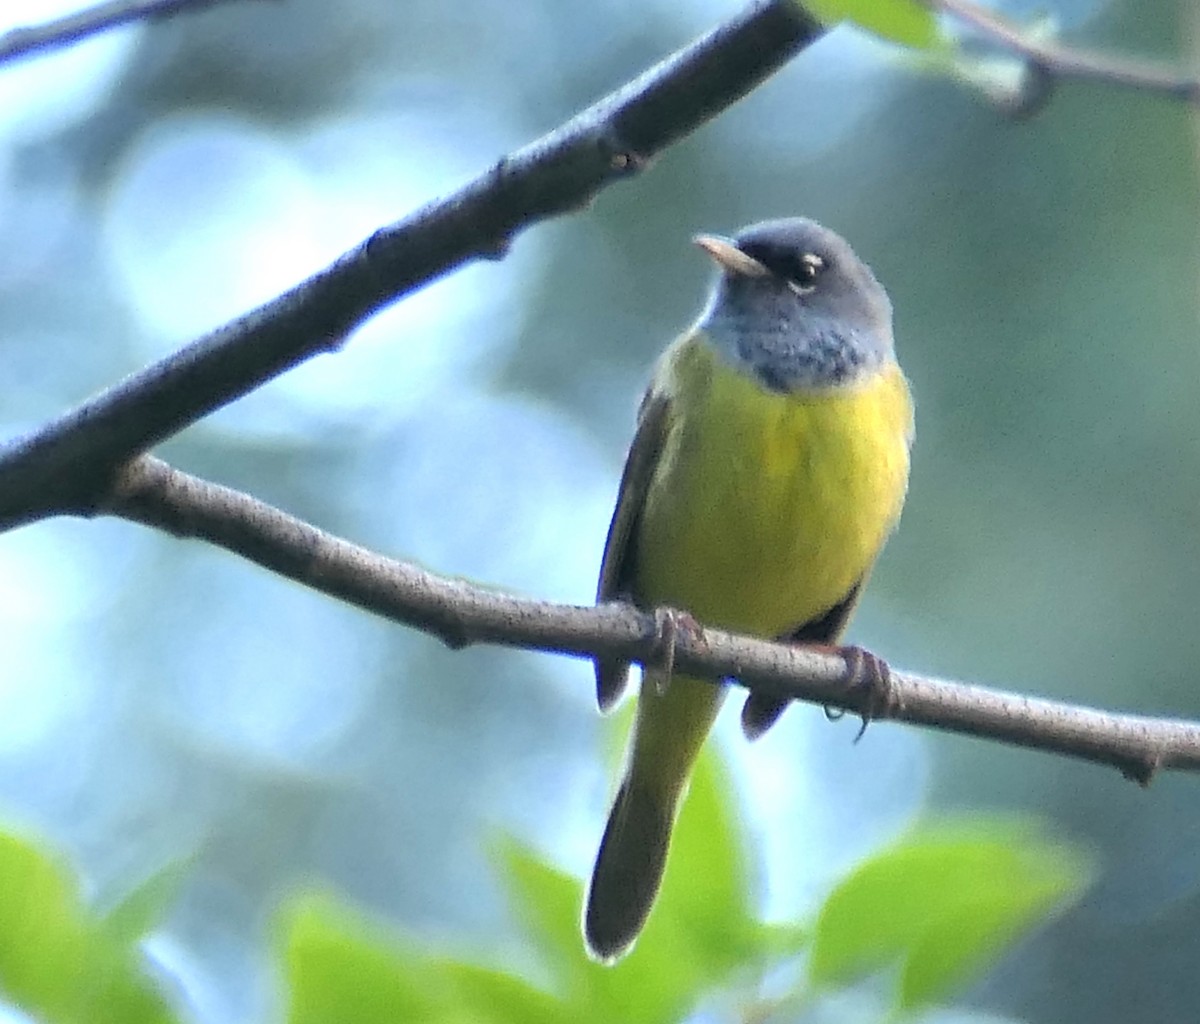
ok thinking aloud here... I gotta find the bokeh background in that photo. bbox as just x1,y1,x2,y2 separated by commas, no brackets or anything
1,0,1198,1020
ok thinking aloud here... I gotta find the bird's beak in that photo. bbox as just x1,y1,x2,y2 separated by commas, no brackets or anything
693,234,768,278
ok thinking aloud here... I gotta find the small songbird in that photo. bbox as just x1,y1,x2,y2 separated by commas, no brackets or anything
584,218,913,962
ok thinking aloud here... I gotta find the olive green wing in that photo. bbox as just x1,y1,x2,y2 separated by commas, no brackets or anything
740,578,866,739
594,390,672,712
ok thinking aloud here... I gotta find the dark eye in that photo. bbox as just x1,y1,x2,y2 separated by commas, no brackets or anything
789,252,825,287
740,244,826,289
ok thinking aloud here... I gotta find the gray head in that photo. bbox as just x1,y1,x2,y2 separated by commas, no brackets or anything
695,218,894,393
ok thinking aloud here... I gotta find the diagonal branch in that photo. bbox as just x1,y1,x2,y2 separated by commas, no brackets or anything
105,455,1200,787
0,0,823,534
11,0,1200,788
924,0,1200,104
0,0,244,67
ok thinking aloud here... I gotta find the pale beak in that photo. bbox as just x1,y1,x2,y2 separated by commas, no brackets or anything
693,234,769,278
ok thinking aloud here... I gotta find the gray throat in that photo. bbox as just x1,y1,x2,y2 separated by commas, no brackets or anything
699,295,889,394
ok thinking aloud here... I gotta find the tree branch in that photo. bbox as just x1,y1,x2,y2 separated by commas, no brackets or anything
0,0,822,534
924,0,1200,105
0,0,243,67
11,0,1199,786
103,455,1200,786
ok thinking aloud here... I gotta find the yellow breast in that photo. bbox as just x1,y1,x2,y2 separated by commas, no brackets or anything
635,332,913,638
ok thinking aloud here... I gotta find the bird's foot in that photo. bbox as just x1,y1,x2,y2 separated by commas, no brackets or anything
827,644,894,742
649,607,703,696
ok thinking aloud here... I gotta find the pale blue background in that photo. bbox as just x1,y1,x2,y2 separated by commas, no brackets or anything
0,0,1198,1021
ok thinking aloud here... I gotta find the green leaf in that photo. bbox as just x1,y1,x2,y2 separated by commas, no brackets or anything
597,748,789,1022
898,890,1044,1009
100,858,193,945
283,892,582,1024
649,747,757,970
0,831,180,1024
495,836,685,1024
803,0,943,49
756,921,809,958
73,947,180,1024
496,743,773,1024
282,893,456,1024
809,820,1091,1010
439,961,565,1024
495,839,590,990
0,832,90,1019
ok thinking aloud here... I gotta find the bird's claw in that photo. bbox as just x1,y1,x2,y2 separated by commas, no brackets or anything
650,607,703,696
835,644,893,742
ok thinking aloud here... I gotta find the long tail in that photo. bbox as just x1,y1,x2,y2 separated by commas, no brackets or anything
583,775,677,962
584,673,725,961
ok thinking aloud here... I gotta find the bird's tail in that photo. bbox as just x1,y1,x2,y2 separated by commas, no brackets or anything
583,774,677,962
585,672,724,961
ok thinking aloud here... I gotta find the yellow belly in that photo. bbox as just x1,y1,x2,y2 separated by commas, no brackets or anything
637,333,913,638
624,330,913,805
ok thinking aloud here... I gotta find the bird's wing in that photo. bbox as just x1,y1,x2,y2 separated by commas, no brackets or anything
594,389,673,712
740,577,866,739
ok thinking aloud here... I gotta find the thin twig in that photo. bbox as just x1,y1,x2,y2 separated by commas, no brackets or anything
0,0,822,534
104,455,1200,786
924,0,1200,103
0,0,243,67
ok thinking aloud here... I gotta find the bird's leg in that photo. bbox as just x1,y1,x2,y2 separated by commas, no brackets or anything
825,644,894,741
743,639,889,740
649,606,703,696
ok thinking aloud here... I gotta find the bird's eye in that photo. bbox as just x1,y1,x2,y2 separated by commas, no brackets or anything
774,251,825,293
793,252,825,284
738,243,826,290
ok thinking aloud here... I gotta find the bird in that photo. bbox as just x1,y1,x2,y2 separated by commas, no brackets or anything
583,217,913,962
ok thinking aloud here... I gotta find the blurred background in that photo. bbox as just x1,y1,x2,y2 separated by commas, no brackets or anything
0,0,1198,1020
